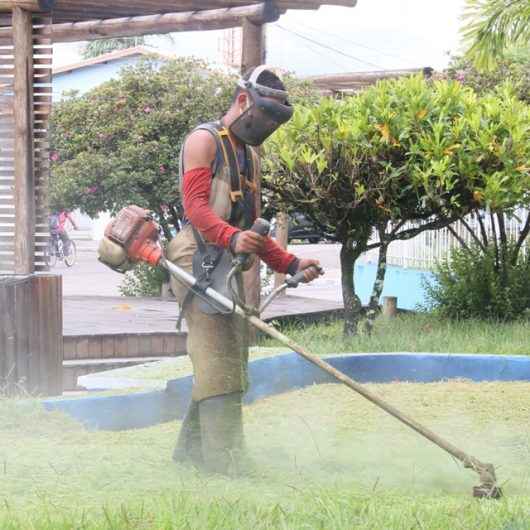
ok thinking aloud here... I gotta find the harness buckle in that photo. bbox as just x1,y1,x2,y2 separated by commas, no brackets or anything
245,179,257,193
230,190,244,203
201,256,216,279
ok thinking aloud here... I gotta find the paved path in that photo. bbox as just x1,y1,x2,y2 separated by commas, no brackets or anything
63,294,342,336
63,240,344,302
60,240,344,336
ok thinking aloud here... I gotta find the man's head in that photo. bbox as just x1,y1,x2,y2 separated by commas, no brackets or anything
225,66,293,146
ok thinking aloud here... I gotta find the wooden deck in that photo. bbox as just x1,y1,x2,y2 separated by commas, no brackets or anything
62,295,343,389
63,294,342,336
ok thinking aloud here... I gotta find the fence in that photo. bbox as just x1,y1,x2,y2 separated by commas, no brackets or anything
0,275,62,396
372,209,529,271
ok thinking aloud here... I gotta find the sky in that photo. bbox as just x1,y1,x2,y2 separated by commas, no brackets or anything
53,0,468,75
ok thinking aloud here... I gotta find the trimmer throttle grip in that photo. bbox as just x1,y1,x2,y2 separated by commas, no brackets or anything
233,217,271,269
285,265,323,288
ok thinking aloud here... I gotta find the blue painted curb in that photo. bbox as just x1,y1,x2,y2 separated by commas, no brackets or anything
43,353,530,431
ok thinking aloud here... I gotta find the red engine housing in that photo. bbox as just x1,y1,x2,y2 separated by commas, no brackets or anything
105,205,162,266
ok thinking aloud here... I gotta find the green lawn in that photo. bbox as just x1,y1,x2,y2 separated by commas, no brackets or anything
1,378,529,529
261,312,530,356
89,314,529,387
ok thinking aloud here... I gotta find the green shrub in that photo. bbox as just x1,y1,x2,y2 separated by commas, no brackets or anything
424,242,530,321
119,262,169,297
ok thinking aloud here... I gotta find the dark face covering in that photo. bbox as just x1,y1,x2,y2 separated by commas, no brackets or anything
229,67,293,146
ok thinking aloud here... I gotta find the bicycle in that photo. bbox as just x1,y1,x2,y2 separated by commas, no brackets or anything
45,231,77,268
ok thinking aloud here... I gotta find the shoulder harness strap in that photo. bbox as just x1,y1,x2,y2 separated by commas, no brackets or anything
192,122,243,204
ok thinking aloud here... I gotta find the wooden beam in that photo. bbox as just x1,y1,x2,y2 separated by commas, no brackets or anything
273,212,289,293
0,1,40,10
0,4,273,43
241,17,265,316
0,0,356,17
12,6,34,275
241,16,265,73
307,69,424,85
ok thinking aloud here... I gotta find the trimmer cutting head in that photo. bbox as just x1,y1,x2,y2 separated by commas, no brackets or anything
470,462,503,499
473,484,503,499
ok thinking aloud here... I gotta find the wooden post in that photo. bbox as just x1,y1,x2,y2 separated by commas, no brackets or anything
241,17,265,73
382,296,398,318
241,17,265,317
273,211,289,292
12,6,34,275
0,276,63,396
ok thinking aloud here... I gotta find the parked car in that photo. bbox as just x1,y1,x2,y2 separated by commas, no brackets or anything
270,212,330,244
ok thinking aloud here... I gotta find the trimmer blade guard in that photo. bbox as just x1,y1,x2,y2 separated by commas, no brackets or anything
473,484,503,499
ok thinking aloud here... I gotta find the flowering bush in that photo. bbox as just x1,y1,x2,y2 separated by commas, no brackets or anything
49,57,236,238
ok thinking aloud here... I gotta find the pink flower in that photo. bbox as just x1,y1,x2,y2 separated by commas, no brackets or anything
455,70,466,82
85,186,97,194
159,165,166,174
143,106,152,113
50,151,59,162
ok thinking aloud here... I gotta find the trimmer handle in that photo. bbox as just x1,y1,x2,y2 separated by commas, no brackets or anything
233,217,271,269
285,265,324,288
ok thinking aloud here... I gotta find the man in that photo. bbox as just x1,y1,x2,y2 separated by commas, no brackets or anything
167,66,320,475
50,209,78,254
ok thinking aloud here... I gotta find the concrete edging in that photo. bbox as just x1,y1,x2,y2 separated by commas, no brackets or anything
43,352,530,431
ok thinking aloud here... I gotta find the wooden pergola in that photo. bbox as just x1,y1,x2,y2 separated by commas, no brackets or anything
0,0,356,396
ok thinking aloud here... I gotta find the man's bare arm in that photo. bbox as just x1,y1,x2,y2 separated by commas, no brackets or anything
182,130,217,172
181,129,265,255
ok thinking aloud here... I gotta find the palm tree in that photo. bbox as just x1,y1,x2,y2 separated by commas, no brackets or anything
462,0,530,70
81,37,147,59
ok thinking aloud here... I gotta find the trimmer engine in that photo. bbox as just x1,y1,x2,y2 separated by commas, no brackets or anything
98,205,162,272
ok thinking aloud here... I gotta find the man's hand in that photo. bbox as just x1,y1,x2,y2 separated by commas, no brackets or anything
297,259,322,283
233,230,266,255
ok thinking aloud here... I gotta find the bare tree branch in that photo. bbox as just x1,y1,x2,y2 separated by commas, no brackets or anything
512,210,530,265
459,216,486,251
447,224,472,253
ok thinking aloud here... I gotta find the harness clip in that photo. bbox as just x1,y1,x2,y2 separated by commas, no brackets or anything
201,256,216,279
230,190,244,203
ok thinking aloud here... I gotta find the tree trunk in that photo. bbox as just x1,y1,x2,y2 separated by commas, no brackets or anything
156,210,173,241
168,205,181,234
364,236,388,336
490,211,500,274
496,211,508,287
512,211,530,266
340,239,364,337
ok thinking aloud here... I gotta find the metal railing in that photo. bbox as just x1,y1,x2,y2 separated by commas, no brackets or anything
369,209,529,271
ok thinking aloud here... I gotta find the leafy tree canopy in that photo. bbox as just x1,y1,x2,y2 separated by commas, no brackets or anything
264,76,529,334
49,57,236,238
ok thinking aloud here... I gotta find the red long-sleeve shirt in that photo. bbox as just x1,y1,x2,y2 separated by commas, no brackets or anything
182,167,298,274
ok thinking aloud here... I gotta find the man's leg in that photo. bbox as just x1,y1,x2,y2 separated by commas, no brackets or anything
173,399,202,466
198,391,244,475
167,228,249,474
59,231,71,254
176,296,249,475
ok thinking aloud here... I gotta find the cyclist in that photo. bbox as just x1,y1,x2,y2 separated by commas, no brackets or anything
49,209,78,255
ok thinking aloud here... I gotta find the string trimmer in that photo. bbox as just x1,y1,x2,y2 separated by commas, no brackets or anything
99,206,502,499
